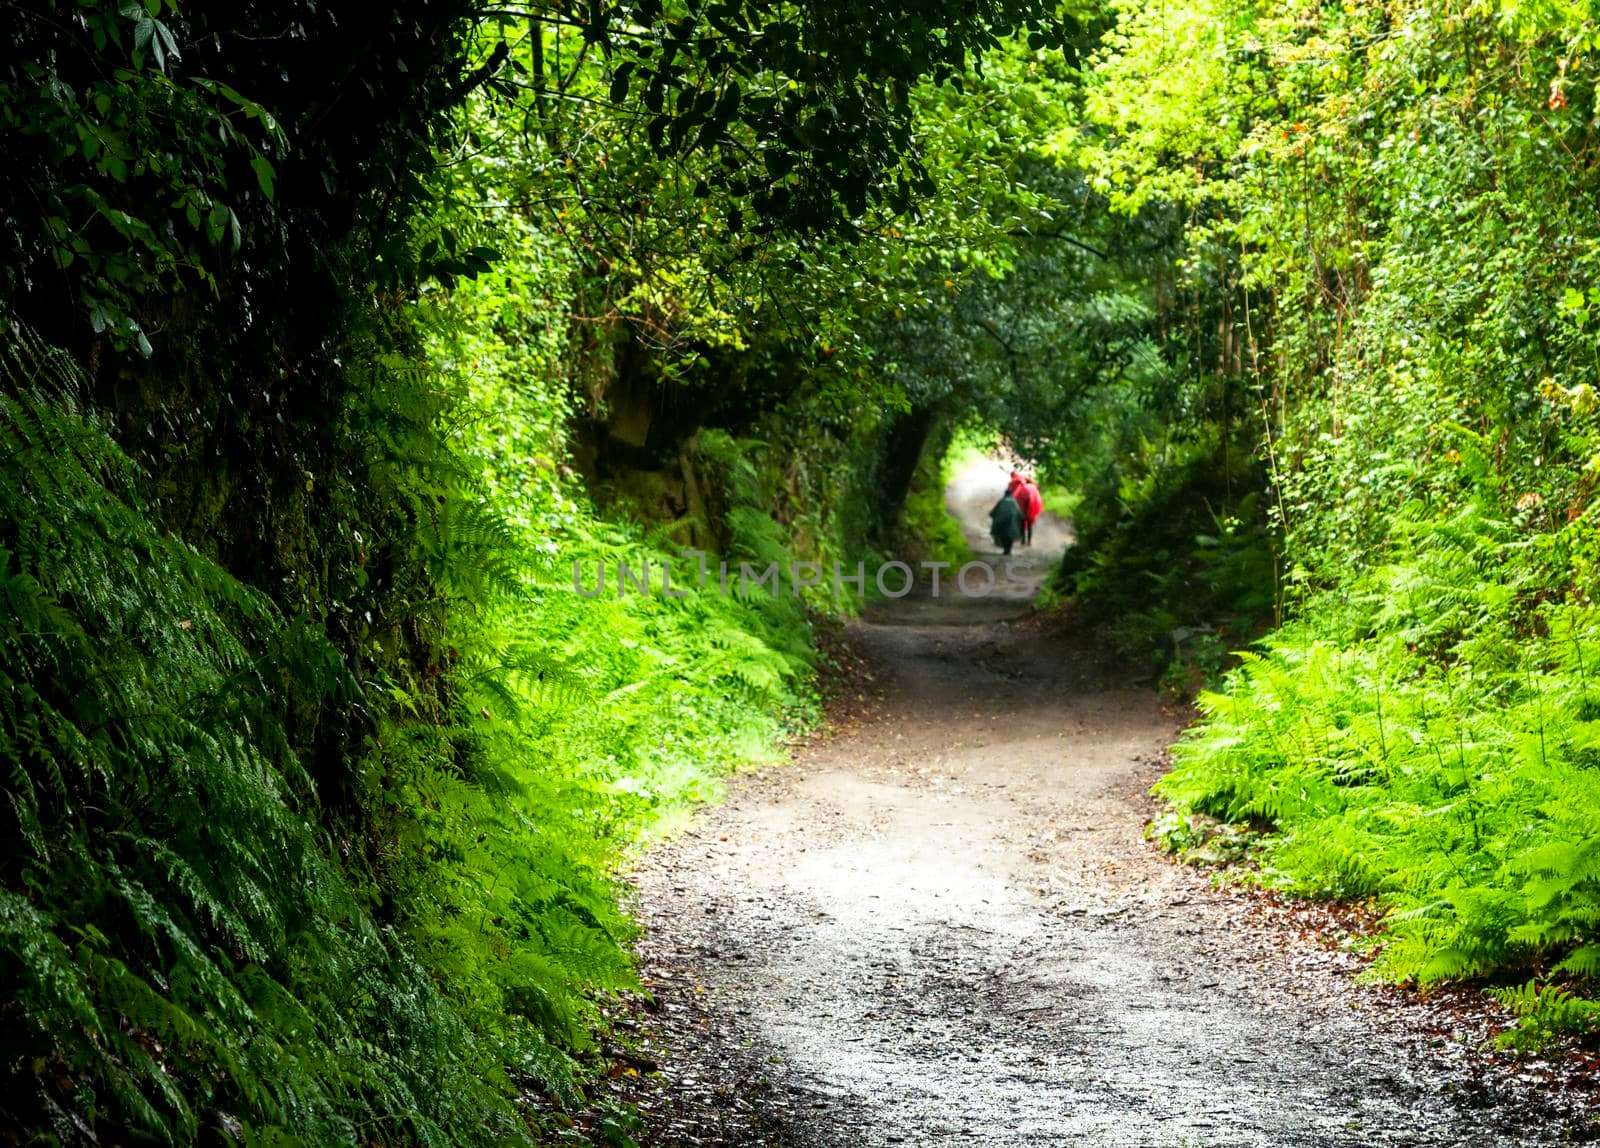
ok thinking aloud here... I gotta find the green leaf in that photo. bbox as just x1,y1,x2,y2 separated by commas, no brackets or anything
154,21,179,68
251,155,276,201
206,202,227,245
609,62,634,105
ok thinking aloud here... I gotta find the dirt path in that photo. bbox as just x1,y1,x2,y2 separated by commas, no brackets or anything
619,460,1593,1147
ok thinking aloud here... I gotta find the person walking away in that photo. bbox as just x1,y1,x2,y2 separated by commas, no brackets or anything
1018,476,1042,546
990,489,1023,556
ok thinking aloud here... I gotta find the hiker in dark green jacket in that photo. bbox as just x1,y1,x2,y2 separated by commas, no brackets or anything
989,491,1023,555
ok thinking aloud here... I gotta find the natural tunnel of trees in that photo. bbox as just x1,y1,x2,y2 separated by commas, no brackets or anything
8,0,1600,1140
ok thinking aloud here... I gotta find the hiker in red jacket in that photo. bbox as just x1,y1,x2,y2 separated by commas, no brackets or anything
1017,475,1042,546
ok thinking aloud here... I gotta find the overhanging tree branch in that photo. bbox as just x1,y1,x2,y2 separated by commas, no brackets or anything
1009,228,1109,261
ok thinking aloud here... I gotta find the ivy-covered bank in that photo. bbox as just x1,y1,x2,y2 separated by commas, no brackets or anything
1057,0,1600,1048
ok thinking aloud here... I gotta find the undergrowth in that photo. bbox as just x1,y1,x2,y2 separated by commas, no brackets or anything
1066,0,1600,1055
1158,451,1600,1049
893,429,973,571
0,329,535,1144
1053,429,1276,692
2,263,823,1140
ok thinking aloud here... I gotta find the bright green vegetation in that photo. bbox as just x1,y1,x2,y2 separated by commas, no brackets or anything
8,0,1600,1139
1066,0,1600,1047
893,428,987,573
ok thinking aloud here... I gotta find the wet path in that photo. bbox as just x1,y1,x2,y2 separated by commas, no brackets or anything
622,460,1592,1147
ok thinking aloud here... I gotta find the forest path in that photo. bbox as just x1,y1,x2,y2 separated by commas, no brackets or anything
622,459,1581,1147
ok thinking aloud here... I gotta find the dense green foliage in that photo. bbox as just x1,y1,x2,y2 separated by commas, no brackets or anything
1,330,536,1143
1060,0,1600,1046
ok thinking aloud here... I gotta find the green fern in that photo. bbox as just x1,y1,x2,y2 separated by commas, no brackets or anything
1489,981,1600,1051
1159,471,1600,1046
0,329,538,1144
